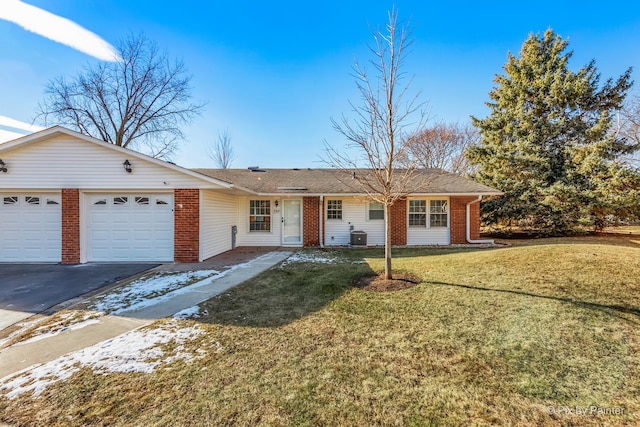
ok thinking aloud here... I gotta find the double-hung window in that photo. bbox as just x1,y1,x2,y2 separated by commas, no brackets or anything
368,202,384,220
327,200,342,220
249,200,271,231
408,200,427,227
429,200,448,227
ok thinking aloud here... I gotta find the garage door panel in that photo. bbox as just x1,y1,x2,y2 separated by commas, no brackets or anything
133,230,152,240
112,212,132,223
132,213,151,224
0,193,62,262
86,193,174,262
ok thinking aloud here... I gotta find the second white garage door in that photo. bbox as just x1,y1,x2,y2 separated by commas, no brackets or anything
86,194,174,262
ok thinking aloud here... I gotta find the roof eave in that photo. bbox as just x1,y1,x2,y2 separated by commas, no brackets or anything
0,126,235,189
245,191,504,197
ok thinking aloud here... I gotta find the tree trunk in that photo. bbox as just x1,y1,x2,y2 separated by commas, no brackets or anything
384,203,392,280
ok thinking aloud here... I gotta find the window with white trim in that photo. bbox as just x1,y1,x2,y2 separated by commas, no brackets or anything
368,202,384,220
429,200,448,227
408,200,427,227
113,196,128,205
3,196,18,205
249,200,271,232
327,200,342,220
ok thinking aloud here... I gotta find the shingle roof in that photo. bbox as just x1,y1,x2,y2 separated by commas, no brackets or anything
191,168,502,196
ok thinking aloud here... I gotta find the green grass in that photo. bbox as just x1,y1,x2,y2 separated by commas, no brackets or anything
1,237,639,426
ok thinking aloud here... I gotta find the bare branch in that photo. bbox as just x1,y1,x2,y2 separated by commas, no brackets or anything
324,8,429,279
407,121,480,175
209,128,235,169
618,95,640,169
35,33,204,159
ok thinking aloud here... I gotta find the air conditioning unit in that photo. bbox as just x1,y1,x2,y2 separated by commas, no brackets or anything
350,231,367,246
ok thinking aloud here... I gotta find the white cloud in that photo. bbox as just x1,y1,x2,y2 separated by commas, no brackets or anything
0,128,26,143
0,115,43,133
0,115,43,143
0,0,120,62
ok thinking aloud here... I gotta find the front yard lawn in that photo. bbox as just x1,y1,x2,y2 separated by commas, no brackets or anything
1,237,639,426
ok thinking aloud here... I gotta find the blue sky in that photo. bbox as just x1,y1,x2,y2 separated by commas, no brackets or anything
1,0,639,168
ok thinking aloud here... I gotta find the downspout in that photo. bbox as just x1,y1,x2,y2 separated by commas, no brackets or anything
466,195,494,244
319,195,324,248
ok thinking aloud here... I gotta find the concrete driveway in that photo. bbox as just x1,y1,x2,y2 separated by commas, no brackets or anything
0,263,157,330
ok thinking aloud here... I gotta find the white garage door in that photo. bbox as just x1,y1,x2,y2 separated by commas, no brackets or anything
0,194,62,262
86,194,174,262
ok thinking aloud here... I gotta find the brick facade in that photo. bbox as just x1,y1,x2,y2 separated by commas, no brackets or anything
174,189,200,262
450,196,480,244
303,196,321,246
390,198,407,246
61,188,80,264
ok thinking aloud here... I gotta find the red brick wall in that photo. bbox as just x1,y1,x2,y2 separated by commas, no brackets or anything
61,189,80,264
450,196,480,244
390,198,407,246
174,189,200,262
303,196,320,246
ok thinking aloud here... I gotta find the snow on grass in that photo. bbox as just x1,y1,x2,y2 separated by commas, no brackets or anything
18,317,102,346
280,250,348,267
0,317,49,349
1,311,105,349
0,320,208,399
90,270,220,314
91,253,286,315
173,305,207,319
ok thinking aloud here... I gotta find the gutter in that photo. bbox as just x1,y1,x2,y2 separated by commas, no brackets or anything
466,196,494,244
319,195,324,248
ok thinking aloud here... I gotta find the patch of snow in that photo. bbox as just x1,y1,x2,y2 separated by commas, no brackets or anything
0,317,49,348
90,270,220,314
91,254,282,315
0,320,204,399
173,305,207,319
106,269,238,315
280,251,344,266
17,318,102,346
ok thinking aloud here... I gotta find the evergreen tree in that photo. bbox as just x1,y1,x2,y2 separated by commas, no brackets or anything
468,29,639,232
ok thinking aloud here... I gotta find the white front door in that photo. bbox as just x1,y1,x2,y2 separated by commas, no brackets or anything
282,199,302,245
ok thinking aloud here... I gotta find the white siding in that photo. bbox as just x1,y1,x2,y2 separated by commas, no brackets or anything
406,197,450,245
235,196,282,246
0,136,220,189
324,197,385,246
407,227,450,245
200,190,239,260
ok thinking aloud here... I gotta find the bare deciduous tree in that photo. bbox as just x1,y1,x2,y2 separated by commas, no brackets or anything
619,95,640,168
325,9,428,280
408,121,479,175
209,129,235,169
36,33,203,159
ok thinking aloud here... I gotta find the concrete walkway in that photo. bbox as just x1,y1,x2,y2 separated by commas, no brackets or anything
0,251,291,380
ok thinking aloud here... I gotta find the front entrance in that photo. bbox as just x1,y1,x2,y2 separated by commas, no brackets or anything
282,199,302,245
